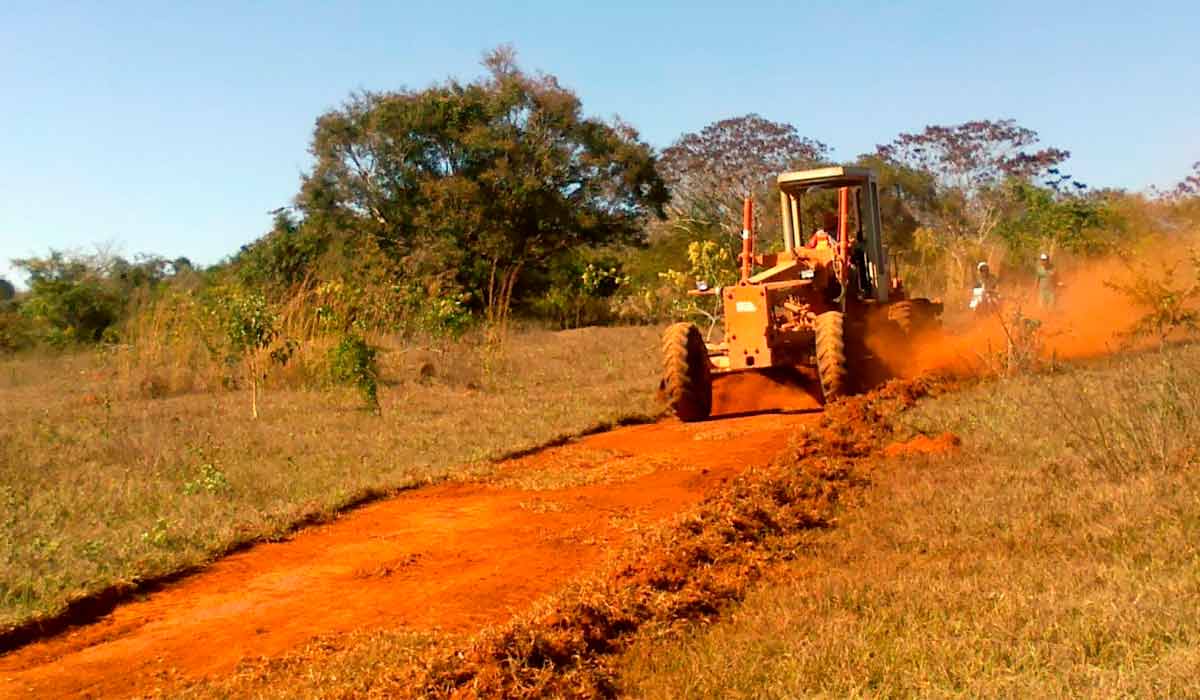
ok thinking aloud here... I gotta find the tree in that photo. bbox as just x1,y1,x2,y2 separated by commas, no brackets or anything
220,290,295,418
297,46,668,330
1173,161,1200,198
12,250,195,345
873,119,1070,293
13,252,123,344
875,119,1069,243
994,182,1114,263
232,209,329,292
659,114,829,242
854,153,939,252
1107,249,1200,348
0,279,14,302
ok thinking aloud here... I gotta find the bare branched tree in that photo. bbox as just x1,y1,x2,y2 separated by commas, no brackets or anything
659,114,829,241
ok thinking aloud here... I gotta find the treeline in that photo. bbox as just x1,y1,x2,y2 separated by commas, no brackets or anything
3,47,1200,356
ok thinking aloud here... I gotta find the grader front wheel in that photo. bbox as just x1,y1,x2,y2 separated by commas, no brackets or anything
661,322,712,421
815,310,848,403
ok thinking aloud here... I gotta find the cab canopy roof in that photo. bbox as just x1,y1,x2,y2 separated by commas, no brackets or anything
777,166,877,194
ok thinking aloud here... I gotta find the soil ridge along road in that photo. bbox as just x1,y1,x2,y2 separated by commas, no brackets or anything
0,374,821,699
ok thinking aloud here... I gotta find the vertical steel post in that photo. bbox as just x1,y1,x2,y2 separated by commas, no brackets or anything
780,190,793,251
837,187,850,284
740,196,754,283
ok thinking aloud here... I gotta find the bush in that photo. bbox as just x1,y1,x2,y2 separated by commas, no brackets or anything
0,303,35,353
328,332,379,411
217,288,296,417
14,253,123,345
1106,248,1200,347
531,256,629,329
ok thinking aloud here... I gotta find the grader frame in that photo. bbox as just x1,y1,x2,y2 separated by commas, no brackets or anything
661,166,937,421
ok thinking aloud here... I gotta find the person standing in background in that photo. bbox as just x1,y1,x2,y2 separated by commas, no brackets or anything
1035,253,1059,310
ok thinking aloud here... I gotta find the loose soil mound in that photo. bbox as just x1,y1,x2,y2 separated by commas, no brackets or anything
710,368,822,415
0,410,817,699
883,432,962,458
390,377,944,698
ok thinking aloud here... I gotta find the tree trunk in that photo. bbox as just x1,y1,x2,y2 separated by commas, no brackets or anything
248,354,261,419
485,260,522,344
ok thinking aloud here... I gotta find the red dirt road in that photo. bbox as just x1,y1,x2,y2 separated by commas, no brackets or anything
0,375,821,699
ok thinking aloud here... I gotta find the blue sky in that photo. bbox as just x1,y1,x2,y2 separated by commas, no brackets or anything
2,1,1198,286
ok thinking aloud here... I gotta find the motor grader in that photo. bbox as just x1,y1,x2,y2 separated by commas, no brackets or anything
661,166,941,421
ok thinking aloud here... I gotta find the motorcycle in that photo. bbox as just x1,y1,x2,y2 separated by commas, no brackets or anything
969,285,1002,317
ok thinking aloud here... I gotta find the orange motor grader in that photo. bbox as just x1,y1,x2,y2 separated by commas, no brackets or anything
661,166,941,421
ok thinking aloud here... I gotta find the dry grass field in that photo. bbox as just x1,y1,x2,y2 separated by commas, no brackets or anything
5,316,1199,699
619,344,1200,698
0,326,662,634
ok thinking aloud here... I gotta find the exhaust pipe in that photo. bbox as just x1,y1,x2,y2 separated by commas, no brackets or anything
740,196,754,283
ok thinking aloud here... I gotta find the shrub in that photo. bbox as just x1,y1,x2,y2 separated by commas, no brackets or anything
532,257,629,329
0,303,34,353
656,240,738,336
218,289,296,417
14,253,123,345
1106,248,1200,347
329,332,379,411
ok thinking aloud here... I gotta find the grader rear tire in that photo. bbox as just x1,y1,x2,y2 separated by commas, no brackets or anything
661,322,712,421
815,310,848,403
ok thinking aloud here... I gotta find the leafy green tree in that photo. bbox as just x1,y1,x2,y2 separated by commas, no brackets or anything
13,250,198,345
233,209,329,292
297,46,668,331
0,279,14,302
995,181,1114,263
659,240,739,337
13,252,123,344
854,154,939,252
532,253,629,328
220,290,294,418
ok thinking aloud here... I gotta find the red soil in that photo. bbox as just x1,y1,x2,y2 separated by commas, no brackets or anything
0,389,819,699
883,432,962,458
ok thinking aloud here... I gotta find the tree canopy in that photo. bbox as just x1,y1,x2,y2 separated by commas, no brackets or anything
658,114,829,240
876,119,1068,193
1175,161,1200,198
874,120,1069,243
296,46,669,322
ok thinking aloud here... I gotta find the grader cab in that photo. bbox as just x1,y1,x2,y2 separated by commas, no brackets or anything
661,166,941,421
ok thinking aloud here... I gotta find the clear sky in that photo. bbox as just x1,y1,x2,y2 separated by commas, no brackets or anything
2,1,1197,286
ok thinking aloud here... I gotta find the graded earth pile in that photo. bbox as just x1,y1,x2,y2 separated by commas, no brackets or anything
292,378,947,699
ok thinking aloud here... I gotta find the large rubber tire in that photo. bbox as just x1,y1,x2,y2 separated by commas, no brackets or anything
814,311,848,403
888,300,914,336
661,322,712,421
